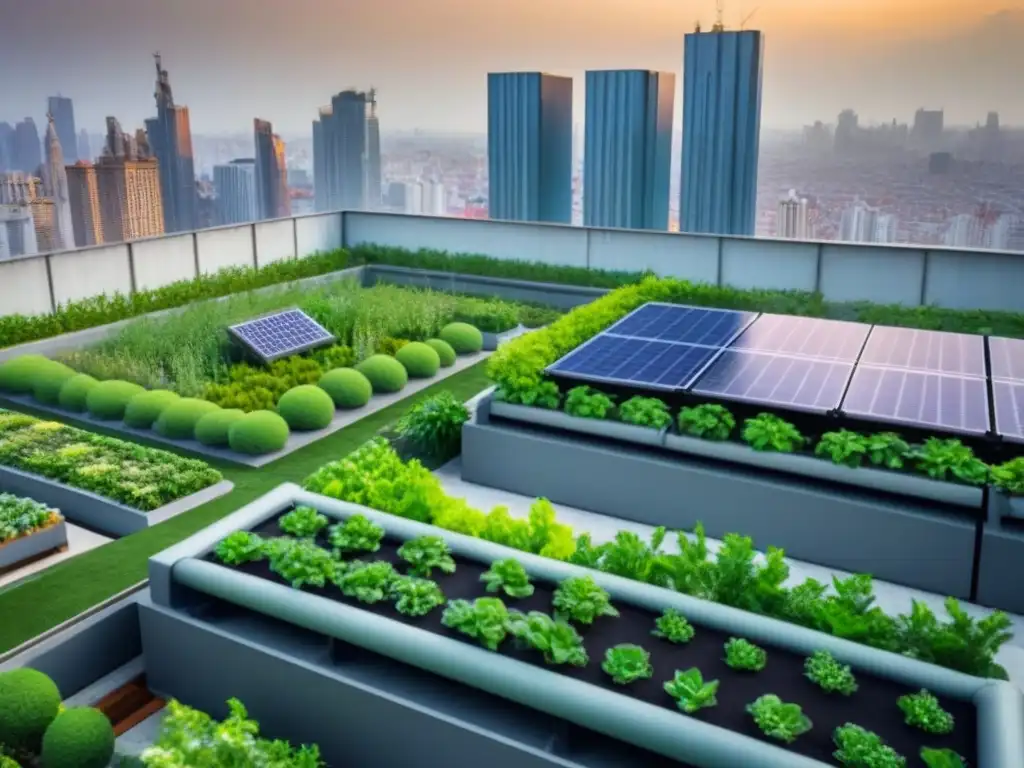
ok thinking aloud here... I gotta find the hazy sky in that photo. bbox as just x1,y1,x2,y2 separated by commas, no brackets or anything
2,0,1023,138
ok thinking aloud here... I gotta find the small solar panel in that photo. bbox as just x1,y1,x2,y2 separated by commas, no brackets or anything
728,314,869,362
858,327,985,377
690,349,854,414
604,303,757,347
841,366,990,436
993,381,1024,444
228,309,336,363
989,337,1024,382
548,335,720,390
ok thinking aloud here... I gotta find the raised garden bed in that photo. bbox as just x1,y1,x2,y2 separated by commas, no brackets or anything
148,485,1024,768
976,492,1024,615
0,509,67,573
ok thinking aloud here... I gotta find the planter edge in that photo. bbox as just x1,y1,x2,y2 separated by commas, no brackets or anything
0,518,68,570
489,400,665,448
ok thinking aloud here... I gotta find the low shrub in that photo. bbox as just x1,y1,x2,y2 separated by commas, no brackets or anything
57,373,99,412
395,342,441,378
355,354,408,394
318,367,372,408
0,667,62,751
426,338,456,367
277,385,335,431
194,408,246,446
439,322,483,354
376,337,410,356
0,355,60,394
123,389,181,429
228,410,290,455
31,362,78,405
396,391,469,460
453,297,520,333
85,380,145,420
40,706,115,768
154,398,221,439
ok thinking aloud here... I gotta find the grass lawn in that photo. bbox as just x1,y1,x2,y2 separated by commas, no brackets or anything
0,362,492,654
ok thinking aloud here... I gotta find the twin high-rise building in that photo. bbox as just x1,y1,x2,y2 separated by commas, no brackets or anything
145,54,197,233
254,119,291,220
312,88,383,213
214,159,258,226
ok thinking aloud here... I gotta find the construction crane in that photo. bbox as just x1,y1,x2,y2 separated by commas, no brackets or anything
740,7,759,29
711,0,725,31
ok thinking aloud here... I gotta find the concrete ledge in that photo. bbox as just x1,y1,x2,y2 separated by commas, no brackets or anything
482,325,531,351
977,493,1024,614
0,519,67,571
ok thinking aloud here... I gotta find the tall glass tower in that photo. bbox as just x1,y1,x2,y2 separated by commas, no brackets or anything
47,96,78,163
145,54,198,233
680,29,764,236
254,119,291,220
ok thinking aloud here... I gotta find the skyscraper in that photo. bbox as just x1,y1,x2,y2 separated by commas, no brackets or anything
47,96,78,163
66,161,103,247
365,89,382,209
13,119,42,175
679,29,764,236
96,116,164,242
312,108,330,213
583,70,674,230
312,89,376,212
30,198,57,252
487,72,573,224
776,190,810,239
254,119,291,220
214,159,258,225
0,123,13,172
43,113,74,250
77,129,91,163
839,201,897,244
145,54,197,233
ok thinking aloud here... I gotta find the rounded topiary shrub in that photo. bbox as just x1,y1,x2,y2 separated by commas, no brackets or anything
439,322,483,354
318,368,372,409
277,385,335,431
0,355,60,394
228,410,290,455
395,342,441,379
123,389,181,429
355,354,408,394
85,380,145,420
0,667,62,752
154,398,221,440
425,338,456,368
194,408,246,446
31,363,78,405
40,706,115,768
57,374,99,413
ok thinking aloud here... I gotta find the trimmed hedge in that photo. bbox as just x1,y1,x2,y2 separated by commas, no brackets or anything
228,410,290,455
439,322,483,354
318,367,372,409
0,667,62,752
0,355,59,394
426,338,456,367
85,380,145,420
154,398,221,439
123,389,181,429
40,707,115,768
355,354,408,394
31,363,77,405
194,408,245,446
277,385,335,431
395,341,441,378
57,374,99,412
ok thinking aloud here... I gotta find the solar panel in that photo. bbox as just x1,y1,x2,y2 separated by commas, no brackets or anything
989,337,1024,382
858,327,985,377
993,381,1024,444
841,366,990,435
547,335,721,390
228,309,336,363
604,303,757,347
727,314,869,362
690,349,854,413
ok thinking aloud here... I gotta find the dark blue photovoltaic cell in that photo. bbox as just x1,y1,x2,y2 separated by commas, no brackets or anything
728,314,869,362
549,336,719,389
841,366,989,435
858,327,985,377
691,350,853,412
229,309,334,361
989,337,1024,383
993,381,1024,443
605,304,754,347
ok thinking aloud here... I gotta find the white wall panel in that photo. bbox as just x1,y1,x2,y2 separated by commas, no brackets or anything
49,244,133,305
132,234,196,291
721,238,818,292
254,219,296,267
819,244,925,306
196,226,255,274
295,213,343,258
588,229,718,283
0,256,53,315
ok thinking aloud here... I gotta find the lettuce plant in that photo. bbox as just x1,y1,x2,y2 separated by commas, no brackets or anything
677,403,735,441
507,611,588,666
804,650,858,695
617,396,672,429
724,638,767,671
279,505,329,538
328,514,385,555
494,377,560,410
602,644,653,685
480,558,534,598
563,386,614,419
395,391,469,460
833,724,906,767
912,438,989,486
391,576,445,617
652,609,695,644
442,598,510,651
0,493,56,543
265,538,336,589
920,747,965,768
742,413,805,453
663,668,718,714
991,456,1024,495
398,535,456,578
866,432,912,470
747,695,812,744
897,689,954,734
333,561,398,604
552,575,619,625
214,531,265,566
814,430,868,468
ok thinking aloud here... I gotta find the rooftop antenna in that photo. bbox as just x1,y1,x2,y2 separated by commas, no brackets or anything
740,6,759,29
712,0,725,31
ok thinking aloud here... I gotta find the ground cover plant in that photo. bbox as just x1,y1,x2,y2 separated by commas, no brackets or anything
0,493,61,545
206,508,980,765
0,409,222,511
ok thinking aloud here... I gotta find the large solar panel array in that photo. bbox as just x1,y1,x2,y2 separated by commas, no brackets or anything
989,337,1024,444
228,309,336,363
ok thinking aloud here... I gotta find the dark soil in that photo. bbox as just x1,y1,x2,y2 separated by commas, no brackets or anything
210,511,978,766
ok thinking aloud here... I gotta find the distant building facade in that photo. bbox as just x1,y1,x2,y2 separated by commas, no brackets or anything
30,198,57,253
366,90,382,209
213,159,257,225
0,123,13,172
0,204,37,258
776,190,810,239
0,172,41,204
840,202,897,244
312,88,381,213
487,72,573,224
43,114,75,251
96,116,164,242
12,119,42,175
77,129,91,164
66,161,104,247
47,96,78,163
145,55,197,233
254,119,291,220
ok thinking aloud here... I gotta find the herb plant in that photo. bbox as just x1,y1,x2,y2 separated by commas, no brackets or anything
865,432,912,470
507,611,589,666
815,431,868,468
747,695,812,744
398,535,456,578
912,438,989,485
602,644,654,685
494,378,561,410
804,650,858,695
742,413,805,453
480,558,535,598
442,598,510,651
920,747,966,768
677,403,735,441
328,514,385,554
617,396,672,429
897,689,954,734
990,456,1024,495
552,575,620,625
652,609,695,644
279,506,329,538
266,538,336,589
0,493,58,543
724,638,767,671
395,391,470,460
663,668,719,714
563,386,615,419
833,724,906,767
214,531,266,566
392,576,446,617
333,561,398,604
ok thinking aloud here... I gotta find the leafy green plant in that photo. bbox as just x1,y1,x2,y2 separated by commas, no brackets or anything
897,689,954,734
494,377,561,410
602,644,654,685
395,391,470,460
895,597,1012,679
804,650,858,695
442,598,510,651
747,695,812,744
724,637,767,671
398,535,456,578
279,506,329,538
617,396,672,429
552,575,620,625
815,431,868,467
652,609,695,644
214,531,266,566
0,493,58,544
912,438,989,485
333,561,399,604
480,558,535,598
742,413,805,452
328,514,385,554
920,747,966,768
391,576,446,617
865,432,912,470
663,668,719,714
507,611,588,666
563,386,615,419
990,456,1024,495
265,538,336,589
833,724,906,767
677,403,735,441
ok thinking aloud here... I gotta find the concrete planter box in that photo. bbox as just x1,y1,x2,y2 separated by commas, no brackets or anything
481,325,530,351
0,518,67,571
465,403,979,599
0,464,232,538
977,492,1024,615
146,484,1024,768
490,399,665,447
